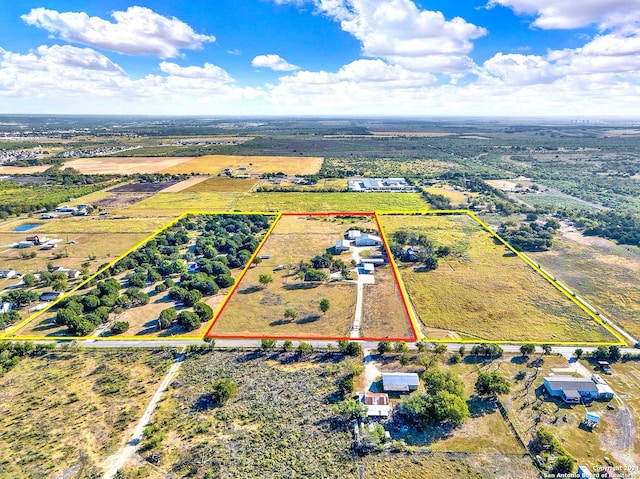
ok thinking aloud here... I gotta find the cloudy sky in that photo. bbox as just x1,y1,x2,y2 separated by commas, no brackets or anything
1,0,639,116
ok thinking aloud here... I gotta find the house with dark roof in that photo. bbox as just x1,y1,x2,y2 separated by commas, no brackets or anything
543,375,614,403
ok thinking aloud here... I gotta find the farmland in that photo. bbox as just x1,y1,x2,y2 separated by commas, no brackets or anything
182,176,259,193
127,191,430,214
379,213,617,342
0,348,174,479
160,154,324,175
61,156,195,174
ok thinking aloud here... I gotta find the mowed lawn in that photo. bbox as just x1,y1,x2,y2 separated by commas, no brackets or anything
379,214,617,342
126,191,430,213
160,154,323,175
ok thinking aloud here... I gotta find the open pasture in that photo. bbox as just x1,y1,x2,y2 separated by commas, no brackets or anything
379,213,617,343
182,176,259,193
59,156,195,174
160,154,324,175
208,214,412,339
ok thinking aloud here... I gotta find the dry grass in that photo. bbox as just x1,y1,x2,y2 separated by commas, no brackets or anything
159,176,211,192
424,185,476,206
361,265,413,338
183,176,259,193
0,165,51,174
379,214,616,342
0,349,173,478
60,156,195,174
0,216,171,235
529,233,640,340
126,192,242,212
160,154,324,175
211,215,378,337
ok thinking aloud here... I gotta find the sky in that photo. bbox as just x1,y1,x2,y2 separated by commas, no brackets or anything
0,0,639,116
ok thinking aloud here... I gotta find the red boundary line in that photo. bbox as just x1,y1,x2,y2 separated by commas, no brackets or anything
205,212,416,342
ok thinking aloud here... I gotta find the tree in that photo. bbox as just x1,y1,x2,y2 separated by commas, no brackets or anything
51,276,69,292
193,301,213,322
261,338,276,350
377,340,391,355
182,289,202,307
475,371,511,397
258,273,273,288
337,374,354,397
110,321,130,335
520,343,535,356
212,379,238,405
337,341,362,357
394,341,409,352
333,398,367,421
542,344,552,355
319,297,330,314
282,339,293,352
297,341,313,357
434,343,447,355
284,307,298,321
158,308,177,330
304,268,328,282
608,345,621,362
400,391,469,429
22,273,36,287
3,289,39,308
552,455,575,475
177,310,201,332
574,348,584,359
422,369,465,397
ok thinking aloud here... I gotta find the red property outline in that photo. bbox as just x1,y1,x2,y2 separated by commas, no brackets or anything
205,212,417,342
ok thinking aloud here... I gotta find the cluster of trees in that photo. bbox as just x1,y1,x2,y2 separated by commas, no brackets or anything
499,220,557,252
399,368,469,429
158,301,213,332
469,343,504,359
290,253,350,282
0,341,54,377
475,371,510,396
388,229,452,271
534,426,576,474
592,345,621,362
575,210,640,246
55,278,148,336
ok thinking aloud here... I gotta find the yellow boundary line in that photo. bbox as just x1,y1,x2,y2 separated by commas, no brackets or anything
3,211,279,342
378,210,625,346
1,209,627,346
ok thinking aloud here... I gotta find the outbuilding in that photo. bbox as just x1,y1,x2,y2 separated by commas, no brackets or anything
382,372,419,393
363,393,391,418
354,234,382,247
335,239,351,253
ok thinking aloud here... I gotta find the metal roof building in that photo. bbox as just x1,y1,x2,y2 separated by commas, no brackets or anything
382,372,419,392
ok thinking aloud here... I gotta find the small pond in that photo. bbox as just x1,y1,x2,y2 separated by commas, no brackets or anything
11,223,42,232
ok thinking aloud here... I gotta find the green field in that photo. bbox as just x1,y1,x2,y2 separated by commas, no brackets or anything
128,191,430,213
379,213,617,342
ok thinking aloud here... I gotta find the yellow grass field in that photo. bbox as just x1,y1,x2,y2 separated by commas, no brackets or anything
160,154,324,175
183,176,259,193
424,185,476,206
379,214,617,342
0,216,171,234
60,156,195,174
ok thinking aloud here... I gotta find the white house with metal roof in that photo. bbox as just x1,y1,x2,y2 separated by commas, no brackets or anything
382,372,420,392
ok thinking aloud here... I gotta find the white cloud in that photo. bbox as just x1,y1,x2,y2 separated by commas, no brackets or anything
273,0,486,72
252,54,299,71
21,6,215,58
159,62,234,82
487,0,640,30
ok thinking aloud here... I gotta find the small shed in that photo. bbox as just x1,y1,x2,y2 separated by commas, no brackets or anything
346,230,362,240
382,372,419,392
361,263,375,274
584,412,600,429
363,393,391,418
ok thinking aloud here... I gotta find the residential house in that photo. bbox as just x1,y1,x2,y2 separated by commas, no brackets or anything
543,375,614,403
363,393,391,418
39,291,62,302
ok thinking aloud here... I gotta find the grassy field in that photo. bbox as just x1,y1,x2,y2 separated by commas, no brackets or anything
257,178,348,192
209,215,369,337
424,184,476,207
160,154,324,175
234,192,429,213
183,176,259,193
529,232,640,340
321,157,456,178
361,264,414,338
61,156,195,174
0,348,173,478
379,214,616,342
0,216,172,234
119,350,357,478
126,191,430,215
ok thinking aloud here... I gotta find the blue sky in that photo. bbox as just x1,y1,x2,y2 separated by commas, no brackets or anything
0,0,638,116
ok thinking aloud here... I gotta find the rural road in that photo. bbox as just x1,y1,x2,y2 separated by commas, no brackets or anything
101,349,186,479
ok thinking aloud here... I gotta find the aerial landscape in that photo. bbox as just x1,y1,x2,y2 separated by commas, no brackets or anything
1,1,639,479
